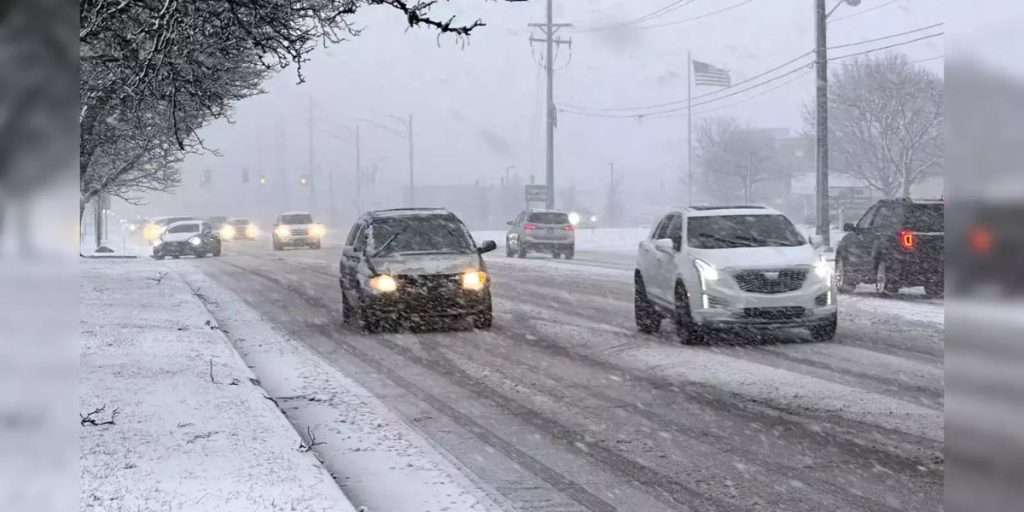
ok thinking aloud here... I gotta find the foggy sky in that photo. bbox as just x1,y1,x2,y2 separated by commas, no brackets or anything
146,0,942,216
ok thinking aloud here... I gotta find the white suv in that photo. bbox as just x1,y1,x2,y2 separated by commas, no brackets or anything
634,206,837,344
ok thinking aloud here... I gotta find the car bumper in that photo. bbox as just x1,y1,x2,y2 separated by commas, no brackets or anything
523,239,574,250
154,242,207,256
365,289,491,318
276,236,319,246
691,284,837,329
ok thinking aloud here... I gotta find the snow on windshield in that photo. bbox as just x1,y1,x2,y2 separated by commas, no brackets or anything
688,214,806,249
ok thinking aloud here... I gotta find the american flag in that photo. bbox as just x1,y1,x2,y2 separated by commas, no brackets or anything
692,60,731,88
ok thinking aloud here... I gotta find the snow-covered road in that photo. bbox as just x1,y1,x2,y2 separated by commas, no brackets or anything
178,237,943,511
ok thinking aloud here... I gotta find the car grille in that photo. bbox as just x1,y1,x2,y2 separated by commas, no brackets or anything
744,307,806,320
290,228,309,237
732,268,807,294
389,274,464,314
397,274,460,293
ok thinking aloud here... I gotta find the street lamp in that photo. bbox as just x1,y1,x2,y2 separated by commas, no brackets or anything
814,0,860,250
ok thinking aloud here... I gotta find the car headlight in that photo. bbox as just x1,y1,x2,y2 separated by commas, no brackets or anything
152,239,163,247
275,226,290,238
369,274,398,293
694,259,719,291
188,236,202,246
590,215,598,223
310,224,325,237
568,212,581,226
246,226,257,237
814,257,832,282
461,271,487,291
220,225,236,239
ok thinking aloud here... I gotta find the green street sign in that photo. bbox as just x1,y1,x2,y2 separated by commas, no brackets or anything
525,185,549,203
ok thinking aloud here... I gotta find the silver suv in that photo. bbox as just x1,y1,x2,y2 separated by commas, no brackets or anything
505,209,575,259
634,206,838,344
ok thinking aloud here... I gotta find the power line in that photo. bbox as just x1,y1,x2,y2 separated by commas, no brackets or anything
559,23,943,115
650,68,814,119
828,32,943,62
829,0,904,24
575,0,699,33
912,54,944,63
624,0,757,32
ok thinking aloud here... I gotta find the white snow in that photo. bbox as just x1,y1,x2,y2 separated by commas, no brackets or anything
176,265,509,512
473,227,649,254
80,259,356,512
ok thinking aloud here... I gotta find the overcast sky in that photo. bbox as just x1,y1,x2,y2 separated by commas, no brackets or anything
163,0,942,215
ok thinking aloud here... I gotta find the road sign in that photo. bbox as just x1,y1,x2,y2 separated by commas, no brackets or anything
525,185,549,203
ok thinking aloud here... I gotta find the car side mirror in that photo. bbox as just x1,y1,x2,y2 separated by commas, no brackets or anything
342,247,358,258
654,238,675,252
843,223,856,232
477,240,497,254
506,220,515,226
809,234,825,248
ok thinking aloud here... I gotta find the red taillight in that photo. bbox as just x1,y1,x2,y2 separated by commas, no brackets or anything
563,224,575,231
969,226,992,254
523,223,537,231
899,229,915,250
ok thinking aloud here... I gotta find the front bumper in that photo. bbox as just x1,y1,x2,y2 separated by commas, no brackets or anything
691,281,836,329
276,235,319,246
364,288,491,318
154,242,207,256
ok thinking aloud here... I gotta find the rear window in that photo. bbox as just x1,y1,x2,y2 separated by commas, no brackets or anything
281,214,313,225
527,212,570,225
167,223,200,234
229,219,250,226
688,214,806,249
905,204,944,232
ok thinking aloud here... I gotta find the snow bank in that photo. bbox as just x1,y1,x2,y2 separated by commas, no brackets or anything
80,260,355,512
176,265,508,512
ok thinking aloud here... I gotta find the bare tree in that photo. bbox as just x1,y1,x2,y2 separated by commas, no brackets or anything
696,117,790,204
821,53,943,198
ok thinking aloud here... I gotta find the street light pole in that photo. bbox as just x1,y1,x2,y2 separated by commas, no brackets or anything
408,114,414,207
816,0,860,249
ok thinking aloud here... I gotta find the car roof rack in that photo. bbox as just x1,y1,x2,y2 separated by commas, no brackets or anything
687,205,767,211
368,207,453,218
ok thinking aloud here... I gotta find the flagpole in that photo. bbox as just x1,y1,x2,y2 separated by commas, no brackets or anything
687,50,693,206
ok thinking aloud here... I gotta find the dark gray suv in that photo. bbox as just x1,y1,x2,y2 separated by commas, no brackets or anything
505,209,576,259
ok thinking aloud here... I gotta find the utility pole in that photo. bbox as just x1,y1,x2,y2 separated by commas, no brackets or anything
408,114,414,207
276,117,288,212
687,50,693,206
355,123,362,215
814,0,829,248
307,95,317,215
529,0,571,209
746,152,754,203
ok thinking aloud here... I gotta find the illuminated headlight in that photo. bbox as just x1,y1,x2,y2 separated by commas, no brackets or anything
220,225,236,239
152,239,163,247
590,215,598,223
461,271,487,291
310,224,326,237
188,236,203,246
813,257,832,283
568,212,581,226
245,226,257,237
369,274,398,293
275,226,290,238
694,259,719,291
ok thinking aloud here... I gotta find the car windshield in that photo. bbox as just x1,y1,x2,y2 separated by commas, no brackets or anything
229,219,250,226
167,223,200,234
281,214,313,224
369,216,474,256
905,204,944,232
527,212,570,225
688,214,806,249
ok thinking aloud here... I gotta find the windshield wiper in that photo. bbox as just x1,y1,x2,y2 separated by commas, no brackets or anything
698,233,755,248
373,225,410,257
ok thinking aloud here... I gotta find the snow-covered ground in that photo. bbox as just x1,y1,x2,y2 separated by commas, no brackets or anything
175,264,510,512
80,259,356,512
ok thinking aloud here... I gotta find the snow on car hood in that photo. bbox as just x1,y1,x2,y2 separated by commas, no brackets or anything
161,231,201,243
371,253,482,276
691,244,817,270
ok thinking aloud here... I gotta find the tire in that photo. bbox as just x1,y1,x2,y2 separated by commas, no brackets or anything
196,252,206,258
809,313,838,342
924,280,944,299
505,240,513,258
875,259,900,297
836,257,856,294
357,293,379,333
213,246,222,257
551,252,561,259
673,281,705,345
473,310,494,330
341,288,355,325
564,248,575,260
154,254,165,261
272,238,282,251
311,241,322,250
634,273,661,334
172,255,181,259
517,243,528,259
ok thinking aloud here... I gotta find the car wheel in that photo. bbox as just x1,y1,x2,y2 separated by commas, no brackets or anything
311,241,322,250
551,252,561,259
341,288,355,325
924,280,944,299
564,248,575,260
634,272,661,334
473,310,493,330
171,255,180,259
836,257,856,293
517,243,527,259
674,281,705,345
213,246,222,257
505,239,513,257
875,259,900,296
809,313,838,342
154,254,165,260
